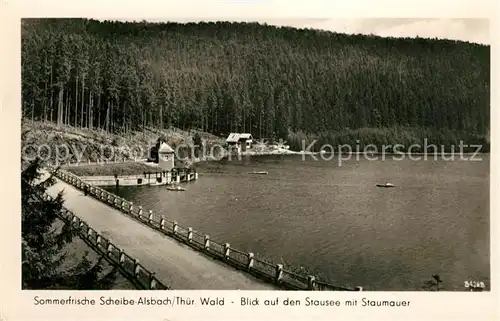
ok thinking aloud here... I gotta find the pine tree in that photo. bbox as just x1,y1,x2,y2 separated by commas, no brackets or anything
21,158,117,289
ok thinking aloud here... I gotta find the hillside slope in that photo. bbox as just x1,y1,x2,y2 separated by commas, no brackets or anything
21,19,490,151
22,120,224,167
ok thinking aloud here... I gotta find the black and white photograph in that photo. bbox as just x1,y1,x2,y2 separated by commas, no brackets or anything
18,15,490,296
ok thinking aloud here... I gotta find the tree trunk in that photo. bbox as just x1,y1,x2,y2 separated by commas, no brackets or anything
43,81,48,121
259,113,262,138
110,100,114,133
65,92,70,125
50,66,54,123
142,109,145,133
80,76,85,128
88,91,93,130
57,86,64,126
75,74,79,126
97,93,101,129
123,101,126,132
31,95,35,123
215,110,218,133
243,108,246,133
105,100,110,133
159,105,163,130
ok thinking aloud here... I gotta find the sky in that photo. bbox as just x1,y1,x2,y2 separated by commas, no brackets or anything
114,18,489,45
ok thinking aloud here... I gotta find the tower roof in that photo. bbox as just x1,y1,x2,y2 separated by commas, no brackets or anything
158,142,174,153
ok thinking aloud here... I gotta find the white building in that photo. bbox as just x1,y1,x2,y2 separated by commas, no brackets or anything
226,133,253,153
158,142,175,171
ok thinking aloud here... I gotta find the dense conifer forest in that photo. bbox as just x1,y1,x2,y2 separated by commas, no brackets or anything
21,18,490,151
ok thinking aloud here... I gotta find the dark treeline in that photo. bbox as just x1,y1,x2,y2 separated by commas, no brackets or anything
21,19,490,151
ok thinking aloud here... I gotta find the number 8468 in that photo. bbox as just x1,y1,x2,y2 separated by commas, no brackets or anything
464,281,485,289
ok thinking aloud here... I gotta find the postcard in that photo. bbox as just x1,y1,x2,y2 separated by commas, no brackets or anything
1,0,497,320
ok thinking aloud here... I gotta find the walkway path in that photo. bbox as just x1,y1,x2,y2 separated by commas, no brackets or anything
45,177,277,290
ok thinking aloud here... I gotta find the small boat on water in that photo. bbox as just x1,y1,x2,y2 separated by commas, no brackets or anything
248,171,268,175
376,182,395,188
166,185,186,191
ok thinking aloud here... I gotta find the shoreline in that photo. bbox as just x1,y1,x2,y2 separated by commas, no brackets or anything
56,148,488,177
196,149,488,161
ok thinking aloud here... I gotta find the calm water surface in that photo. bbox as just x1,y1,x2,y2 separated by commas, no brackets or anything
105,155,490,291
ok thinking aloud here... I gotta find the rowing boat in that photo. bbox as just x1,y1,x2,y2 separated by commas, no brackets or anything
376,183,395,188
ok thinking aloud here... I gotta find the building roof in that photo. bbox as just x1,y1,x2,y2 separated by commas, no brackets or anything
226,133,253,143
158,142,174,153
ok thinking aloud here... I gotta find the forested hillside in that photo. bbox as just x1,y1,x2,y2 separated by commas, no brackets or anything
21,19,490,151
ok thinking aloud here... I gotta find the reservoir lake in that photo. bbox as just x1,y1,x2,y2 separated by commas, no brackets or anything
104,154,490,291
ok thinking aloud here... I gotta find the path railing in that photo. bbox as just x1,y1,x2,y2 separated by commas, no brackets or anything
50,167,362,291
61,158,149,168
29,180,169,290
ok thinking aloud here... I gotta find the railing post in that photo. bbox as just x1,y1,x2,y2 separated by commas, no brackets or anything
96,235,102,247
107,242,113,256
148,210,153,224
149,273,157,289
204,235,210,250
275,264,283,284
87,228,93,239
247,252,254,270
119,250,125,266
134,259,140,277
129,202,133,214
160,216,165,230
187,228,193,243
138,206,143,218
121,200,125,211
173,221,178,235
224,243,230,259
307,275,316,290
